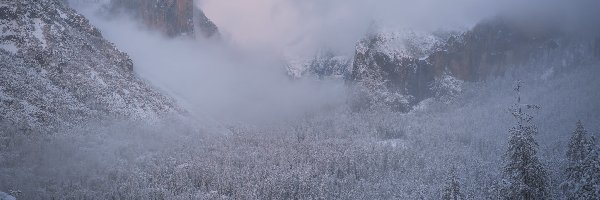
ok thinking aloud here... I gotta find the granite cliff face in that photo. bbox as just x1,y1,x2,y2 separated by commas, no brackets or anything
0,0,183,133
350,31,447,111
349,17,596,112
427,18,560,82
109,0,219,38
286,52,352,80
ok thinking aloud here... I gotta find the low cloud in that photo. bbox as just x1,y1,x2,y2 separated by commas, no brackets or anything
74,0,600,124
199,0,600,56
77,7,346,123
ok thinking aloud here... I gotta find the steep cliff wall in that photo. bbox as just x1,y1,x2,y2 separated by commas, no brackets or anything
349,17,592,112
428,18,559,82
109,0,218,38
350,31,445,111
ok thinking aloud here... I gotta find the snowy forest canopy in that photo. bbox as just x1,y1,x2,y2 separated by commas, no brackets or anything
1,0,600,199
2,63,600,199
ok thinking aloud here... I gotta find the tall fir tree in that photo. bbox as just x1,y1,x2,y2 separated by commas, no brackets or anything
502,81,548,200
562,121,600,199
442,169,465,200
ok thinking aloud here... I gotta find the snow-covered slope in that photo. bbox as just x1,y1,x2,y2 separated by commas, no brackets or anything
355,31,446,61
0,0,183,133
350,30,449,111
0,192,15,200
286,52,352,79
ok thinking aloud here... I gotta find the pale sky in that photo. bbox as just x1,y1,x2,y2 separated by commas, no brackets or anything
198,0,600,57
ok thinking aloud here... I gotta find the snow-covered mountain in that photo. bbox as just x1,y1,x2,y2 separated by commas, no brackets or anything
349,30,449,112
294,17,600,112
286,52,352,80
0,0,184,133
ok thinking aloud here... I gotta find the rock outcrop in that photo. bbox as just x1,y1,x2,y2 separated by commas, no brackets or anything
0,0,183,133
286,52,352,80
350,31,446,111
108,0,219,38
348,17,585,112
428,17,559,82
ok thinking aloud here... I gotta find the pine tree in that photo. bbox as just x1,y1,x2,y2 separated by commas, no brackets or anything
442,169,464,200
562,121,600,199
502,81,548,200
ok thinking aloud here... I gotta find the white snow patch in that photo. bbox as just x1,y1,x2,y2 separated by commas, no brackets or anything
0,42,18,53
21,99,41,115
57,9,68,19
377,139,410,150
0,191,16,200
355,39,369,55
330,55,350,64
436,74,463,93
286,59,311,78
110,92,127,108
430,73,464,104
541,67,554,80
412,98,434,112
68,0,111,7
90,71,107,86
0,86,11,101
33,18,47,48
0,15,19,41
375,31,442,59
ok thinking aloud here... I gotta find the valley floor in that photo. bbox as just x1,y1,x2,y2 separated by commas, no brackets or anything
1,62,599,199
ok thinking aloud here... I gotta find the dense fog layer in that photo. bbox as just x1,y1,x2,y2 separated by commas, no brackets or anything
75,5,347,124
73,0,600,124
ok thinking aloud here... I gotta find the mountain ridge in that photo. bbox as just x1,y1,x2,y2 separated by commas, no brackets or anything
0,0,185,134
294,17,599,112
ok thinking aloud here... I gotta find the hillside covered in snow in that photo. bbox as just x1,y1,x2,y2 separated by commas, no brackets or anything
0,0,184,134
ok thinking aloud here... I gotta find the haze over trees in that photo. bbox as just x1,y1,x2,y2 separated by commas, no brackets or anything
563,121,600,199
1,0,600,199
502,82,548,199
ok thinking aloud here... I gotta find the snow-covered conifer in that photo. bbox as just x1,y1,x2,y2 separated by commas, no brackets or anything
502,81,548,199
562,121,600,199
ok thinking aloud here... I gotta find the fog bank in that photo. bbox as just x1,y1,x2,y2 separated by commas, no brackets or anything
200,0,600,56
76,6,346,123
